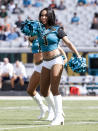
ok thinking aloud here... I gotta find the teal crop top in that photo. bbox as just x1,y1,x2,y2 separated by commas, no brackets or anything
38,25,66,52
38,26,60,52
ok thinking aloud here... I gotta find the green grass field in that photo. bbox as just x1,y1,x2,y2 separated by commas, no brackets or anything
0,98,98,131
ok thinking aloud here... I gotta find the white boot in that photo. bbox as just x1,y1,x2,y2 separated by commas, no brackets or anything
33,92,48,119
50,95,64,126
45,92,55,121
47,107,55,121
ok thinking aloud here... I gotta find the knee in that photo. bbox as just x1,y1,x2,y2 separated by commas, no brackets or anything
40,88,48,97
27,87,33,96
51,87,59,96
27,85,37,96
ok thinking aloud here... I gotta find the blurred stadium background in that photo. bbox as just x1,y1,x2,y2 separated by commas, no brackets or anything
0,0,98,96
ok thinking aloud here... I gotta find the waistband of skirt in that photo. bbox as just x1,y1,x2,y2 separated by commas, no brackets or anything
35,60,43,65
43,54,62,61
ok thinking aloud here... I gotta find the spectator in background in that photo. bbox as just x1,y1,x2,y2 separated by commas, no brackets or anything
2,18,11,31
23,0,32,8
94,36,98,47
0,18,8,40
1,0,10,7
77,0,87,6
8,0,15,13
0,58,13,89
6,25,20,41
71,12,80,25
57,0,66,10
90,0,98,5
0,29,6,40
0,5,8,19
1,23,11,41
0,18,10,32
15,16,24,28
32,0,43,7
94,0,98,5
13,3,24,14
49,0,57,9
11,60,27,89
91,12,98,29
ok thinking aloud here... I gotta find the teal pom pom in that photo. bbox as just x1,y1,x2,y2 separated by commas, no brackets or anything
68,55,87,73
21,19,41,36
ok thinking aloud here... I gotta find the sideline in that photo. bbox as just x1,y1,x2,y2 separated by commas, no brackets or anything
0,96,98,100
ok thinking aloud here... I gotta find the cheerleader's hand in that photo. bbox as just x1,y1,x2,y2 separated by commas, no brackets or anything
77,55,81,59
73,53,81,58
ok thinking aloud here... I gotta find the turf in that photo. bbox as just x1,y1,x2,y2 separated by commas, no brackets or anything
0,99,98,131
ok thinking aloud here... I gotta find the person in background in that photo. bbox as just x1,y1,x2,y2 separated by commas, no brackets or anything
23,0,32,8
71,12,80,25
15,15,24,28
11,60,27,89
94,0,98,5
57,0,66,10
0,5,8,19
91,12,98,29
77,0,88,6
49,0,57,9
8,0,15,13
6,25,20,41
0,58,13,89
32,0,43,7
13,3,24,14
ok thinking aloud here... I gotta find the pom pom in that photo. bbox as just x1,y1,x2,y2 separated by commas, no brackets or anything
68,54,87,73
21,19,41,36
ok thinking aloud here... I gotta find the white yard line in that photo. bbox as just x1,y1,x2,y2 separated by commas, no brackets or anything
0,125,49,131
0,106,39,110
0,96,98,100
0,121,98,130
1,106,98,110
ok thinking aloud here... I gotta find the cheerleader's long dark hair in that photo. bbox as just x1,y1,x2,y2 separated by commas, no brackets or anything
39,7,56,26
